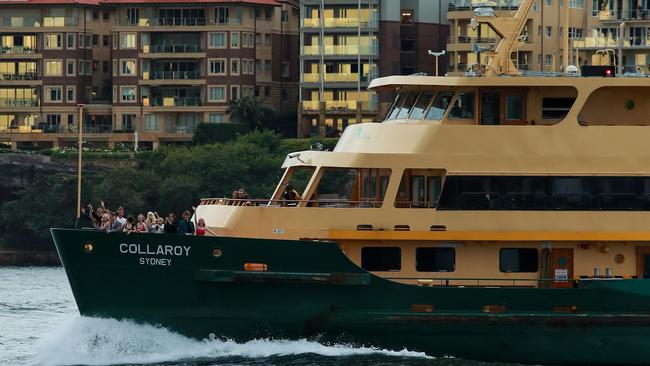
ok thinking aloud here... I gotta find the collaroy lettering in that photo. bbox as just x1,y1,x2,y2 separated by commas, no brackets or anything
119,243,191,267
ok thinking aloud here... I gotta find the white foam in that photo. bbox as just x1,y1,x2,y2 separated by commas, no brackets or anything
34,316,431,366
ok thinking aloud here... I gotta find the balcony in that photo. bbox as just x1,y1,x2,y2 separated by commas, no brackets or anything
0,16,77,28
302,45,379,56
146,44,204,53
149,96,202,107
0,46,38,55
448,0,521,11
325,100,357,110
1,72,38,81
596,9,650,21
148,71,202,80
0,99,39,107
42,17,78,27
573,36,620,48
301,17,379,28
303,72,378,83
118,17,241,27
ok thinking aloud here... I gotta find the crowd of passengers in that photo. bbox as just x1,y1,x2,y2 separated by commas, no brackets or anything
79,201,215,236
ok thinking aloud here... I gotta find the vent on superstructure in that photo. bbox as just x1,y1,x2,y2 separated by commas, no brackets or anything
430,225,447,231
356,224,374,231
394,225,411,231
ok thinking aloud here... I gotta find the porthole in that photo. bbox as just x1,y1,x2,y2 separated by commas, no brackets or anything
626,100,635,110
83,243,94,253
615,253,625,264
212,248,223,258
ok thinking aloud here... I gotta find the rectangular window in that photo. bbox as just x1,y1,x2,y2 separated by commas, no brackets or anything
230,85,239,100
120,86,136,102
401,9,414,24
120,33,136,49
120,60,136,76
281,9,289,22
46,114,61,127
208,32,226,48
500,248,539,273
545,54,552,66
45,86,62,102
264,34,271,47
44,60,62,76
208,59,226,75
66,60,75,76
216,6,229,24
448,92,475,120
546,26,553,37
92,34,98,46
103,35,109,47
230,58,239,75
121,114,135,131
546,0,552,5
416,248,456,272
45,34,62,49
209,113,224,123
208,86,226,102
144,114,159,131
66,86,75,103
66,33,75,49
230,32,239,48
361,247,401,272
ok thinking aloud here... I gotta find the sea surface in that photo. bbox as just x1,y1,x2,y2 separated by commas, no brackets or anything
0,266,519,366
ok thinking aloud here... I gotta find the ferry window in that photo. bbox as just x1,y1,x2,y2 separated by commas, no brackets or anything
505,95,522,120
396,91,419,119
361,247,401,271
411,175,425,207
448,92,475,120
315,168,389,208
409,91,434,119
596,177,637,210
380,175,390,198
416,247,455,272
386,93,406,120
427,176,442,208
424,92,453,121
500,248,538,273
284,166,315,196
550,177,592,210
395,169,444,208
542,97,575,119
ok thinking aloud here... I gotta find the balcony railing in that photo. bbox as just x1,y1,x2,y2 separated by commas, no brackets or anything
119,17,241,27
302,17,379,28
448,36,498,44
0,46,37,55
0,99,39,107
303,72,378,83
573,36,621,48
302,44,379,56
149,96,202,107
147,44,204,53
42,17,78,27
1,72,38,81
448,0,521,11
0,16,77,27
149,71,202,80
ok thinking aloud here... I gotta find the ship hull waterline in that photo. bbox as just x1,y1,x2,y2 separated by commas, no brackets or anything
51,228,650,365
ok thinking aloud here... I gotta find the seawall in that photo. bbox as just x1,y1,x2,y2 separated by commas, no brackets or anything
0,251,61,266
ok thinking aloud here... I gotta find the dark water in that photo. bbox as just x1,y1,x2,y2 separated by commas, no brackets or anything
0,267,519,366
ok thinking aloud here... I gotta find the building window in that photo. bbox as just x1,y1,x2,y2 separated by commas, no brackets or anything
208,32,226,48
264,59,271,74
92,34,98,46
112,33,118,49
66,86,76,103
230,85,239,100
500,248,539,273
230,58,240,75
46,114,61,127
44,60,62,76
120,33,136,49
102,61,109,73
546,0,552,5
401,9,414,24
546,26,552,37
120,86,136,102
66,33,75,49
282,61,289,78
103,11,110,21
265,7,272,19
112,59,117,76
45,33,62,49
264,34,271,47
66,60,75,76
208,86,226,102
120,59,136,76
401,37,415,52
545,54,552,66
45,86,62,103
281,88,288,102
126,8,139,24
122,114,135,131
209,113,224,123
281,9,288,22
216,6,229,24
208,59,226,75
144,114,158,131
416,248,456,272
361,247,401,272
103,35,109,47
230,32,239,48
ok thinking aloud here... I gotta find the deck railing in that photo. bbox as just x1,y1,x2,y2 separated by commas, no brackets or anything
199,198,385,208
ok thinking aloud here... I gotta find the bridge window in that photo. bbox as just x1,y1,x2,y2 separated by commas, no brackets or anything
313,167,390,208
385,93,406,120
396,91,418,119
416,247,455,272
361,247,401,271
424,91,453,121
448,92,475,120
409,91,434,119
395,169,442,208
500,248,538,273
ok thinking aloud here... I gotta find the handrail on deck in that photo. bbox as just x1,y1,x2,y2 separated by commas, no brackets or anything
199,197,385,208
387,276,630,287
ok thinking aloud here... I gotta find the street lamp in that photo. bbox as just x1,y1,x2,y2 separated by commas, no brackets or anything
428,49,446,76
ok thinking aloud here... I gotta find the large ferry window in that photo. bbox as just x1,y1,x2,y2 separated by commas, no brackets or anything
448,92,475,120
542,97,574,119
500,248,538,273
386,93,406,120
409,91,434,119
396,91,418,119
427,176,441,208
314,168,389,208
596,177,637,210
395,169,444,208
550,177,592,210
274,166,315,203
411,175,425,208
416,247,455,272
424,92,452,121
361,247,401,272
505,95,522,120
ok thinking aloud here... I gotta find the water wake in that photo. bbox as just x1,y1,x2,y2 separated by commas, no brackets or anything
35,316,431,366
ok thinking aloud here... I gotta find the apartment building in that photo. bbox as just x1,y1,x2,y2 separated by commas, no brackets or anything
0,0,299,150
298,0,449,137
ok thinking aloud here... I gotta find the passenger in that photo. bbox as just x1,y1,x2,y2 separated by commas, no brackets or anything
78,205,95,228
122,216,137,235
98,213,111,232
195,218,207,236
231,190,241,206
164,212,178,234
150,217,165,234
116,206,127,228
283,185,301,206
145,212,156,231
108,212,122,233
136,214,148,233
178,210,195,235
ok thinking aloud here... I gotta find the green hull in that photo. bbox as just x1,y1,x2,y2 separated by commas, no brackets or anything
51,228,650,364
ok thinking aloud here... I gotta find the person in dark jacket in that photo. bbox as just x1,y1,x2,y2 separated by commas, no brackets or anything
164,212,178,234
178,210,195,235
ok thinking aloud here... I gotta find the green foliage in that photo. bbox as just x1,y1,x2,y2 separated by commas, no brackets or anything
1,131,339,250
192,122,250,145
227,96,273,131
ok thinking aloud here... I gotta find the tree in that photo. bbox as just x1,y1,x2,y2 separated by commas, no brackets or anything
192,122,250,145
227,96,273,131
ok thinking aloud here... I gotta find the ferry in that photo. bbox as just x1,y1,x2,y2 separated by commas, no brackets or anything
52,0,650,364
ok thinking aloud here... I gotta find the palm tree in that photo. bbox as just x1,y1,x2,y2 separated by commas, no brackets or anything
227,96,260,131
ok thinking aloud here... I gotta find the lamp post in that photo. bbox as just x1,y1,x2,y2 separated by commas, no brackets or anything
428,49,446,76
76,103,84,226
618,21,626,75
